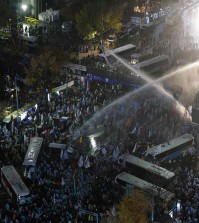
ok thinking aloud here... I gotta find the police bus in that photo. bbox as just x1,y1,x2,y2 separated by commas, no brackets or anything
23,137,43,175
118,154,175,187
132,55,169,76
146,133,194,159
1,165,32,205
99,44,137,65
115,172,174,201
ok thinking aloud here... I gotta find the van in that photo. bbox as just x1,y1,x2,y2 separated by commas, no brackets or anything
106,34,117,44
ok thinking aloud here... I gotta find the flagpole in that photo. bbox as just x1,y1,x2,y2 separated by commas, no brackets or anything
15,76,19,121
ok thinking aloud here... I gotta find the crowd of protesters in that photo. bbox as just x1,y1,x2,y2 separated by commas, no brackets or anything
0,72,198,223
1,46,199,223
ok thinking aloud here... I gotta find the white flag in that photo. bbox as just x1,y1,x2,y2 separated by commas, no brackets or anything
131,127,136,134
78,155,84,168
60,149,64,160
61,177,65,186
84,156,90,168
132,143,137,153
27,169,31,179
63,150,68,160
24,168,27,177
113,149,118,160
149,130,151,138
111,206,116,216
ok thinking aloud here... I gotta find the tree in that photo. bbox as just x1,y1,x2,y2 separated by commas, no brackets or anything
0,1,15,28
60,0,126,39
74,0,124,39
24,48,67,96
117,189,152,223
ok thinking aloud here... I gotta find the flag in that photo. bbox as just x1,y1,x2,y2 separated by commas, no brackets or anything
149,129,151,138
113,149,118,160
11,120,15,134
24,168,27,177
61,177,65,186
60,149,64,160
132,143,137,153
79,135,83,144
53,193,56,204
63,150,68,160
131,126,136,134
84,155,90,168
27,169,31,179
111,206,116,216
78,155,84,168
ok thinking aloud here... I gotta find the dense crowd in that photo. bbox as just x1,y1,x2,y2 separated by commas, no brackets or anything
2,23,199,222
0,71,198,223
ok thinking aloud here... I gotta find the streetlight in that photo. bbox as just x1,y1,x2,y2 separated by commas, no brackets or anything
21,4,28,12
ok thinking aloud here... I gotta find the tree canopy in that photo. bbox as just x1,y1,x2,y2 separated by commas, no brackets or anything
24,48,67,95
0,1,15,28
117,189,152,223
61,0,125,39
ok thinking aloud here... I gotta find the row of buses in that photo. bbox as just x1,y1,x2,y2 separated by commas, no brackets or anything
115,134,194,219
0,133,194,209
99,44,170,76
1,137,43,205
0,138,75,205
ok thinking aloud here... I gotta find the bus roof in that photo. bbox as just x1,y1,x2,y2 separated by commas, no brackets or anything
23,137,43,166
1,166,29,197
133,55,169,69
100,44,136,57
49,143,66,150
147,133,194,157
64,62,87,72
121,154,175,180
116,172,174,201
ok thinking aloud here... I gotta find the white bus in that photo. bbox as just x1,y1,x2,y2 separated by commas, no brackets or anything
146,133,194,159
115,172,174,202
20,35,38,48
23,137,43,173
99,44,137,65
132,55,169,76
1,166,32,205
118,154,175,187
